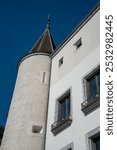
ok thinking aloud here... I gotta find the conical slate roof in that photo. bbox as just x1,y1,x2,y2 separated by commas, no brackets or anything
29,19,56,55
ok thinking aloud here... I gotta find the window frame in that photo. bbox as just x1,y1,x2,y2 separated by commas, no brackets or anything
57,91,71,121
85,68,100,101
60,142,74,150
81,66,100,115
85,127,100,150
91,135,100,150
51,89,72,135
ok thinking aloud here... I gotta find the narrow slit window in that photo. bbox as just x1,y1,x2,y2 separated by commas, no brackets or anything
42,72,46,83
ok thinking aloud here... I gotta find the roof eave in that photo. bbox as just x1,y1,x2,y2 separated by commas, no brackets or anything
50,3,100,59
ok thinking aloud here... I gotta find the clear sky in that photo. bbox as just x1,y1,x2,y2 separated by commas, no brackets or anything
0,0,99,126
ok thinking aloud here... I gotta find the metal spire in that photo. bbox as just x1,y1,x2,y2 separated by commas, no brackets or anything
47,15,50,29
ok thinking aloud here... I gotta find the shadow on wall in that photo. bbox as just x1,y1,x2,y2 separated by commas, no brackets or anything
0,125,4,146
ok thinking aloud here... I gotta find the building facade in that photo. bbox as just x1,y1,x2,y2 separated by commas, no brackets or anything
1,5,100,150
45,5,100,150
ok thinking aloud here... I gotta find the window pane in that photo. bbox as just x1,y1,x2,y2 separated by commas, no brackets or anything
97,72,100,93
58,102,62,120
89,76,97,100
62,100,67,119
67,96,70,116
93,136,100,150
58,93,70,120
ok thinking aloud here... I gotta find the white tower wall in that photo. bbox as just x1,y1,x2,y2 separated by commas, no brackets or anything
1,54,51,150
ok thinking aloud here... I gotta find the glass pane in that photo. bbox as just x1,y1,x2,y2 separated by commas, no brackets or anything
88,76,97,100
97,72,100,93
93,136,100,150
59,94,70,120
60,99,66,119
63,100,67,119
58,102,62,121
67,96,70,116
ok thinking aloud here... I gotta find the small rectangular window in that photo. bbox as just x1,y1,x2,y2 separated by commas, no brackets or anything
74,38,82,50
59,57,63,67
32,125,43,134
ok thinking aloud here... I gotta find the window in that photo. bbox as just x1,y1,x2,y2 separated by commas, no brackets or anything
86,127,100,150
91,136,100,150
81,67,100,115
51,90,72,135
59,57,63,67
86,70,100,101
32,125,43,134
74,38,82,50
57,93,70,121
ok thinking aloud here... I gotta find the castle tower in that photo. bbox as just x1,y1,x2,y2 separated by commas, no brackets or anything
1,18,55,150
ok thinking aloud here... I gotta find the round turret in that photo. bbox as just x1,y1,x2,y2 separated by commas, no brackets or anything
1,21,55,150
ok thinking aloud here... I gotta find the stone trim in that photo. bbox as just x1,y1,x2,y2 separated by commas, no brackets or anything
60,142,74,150
85,127,100,150
81,97,100,115
51,116,72,136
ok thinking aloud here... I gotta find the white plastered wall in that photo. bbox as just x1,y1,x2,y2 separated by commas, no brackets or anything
45,10,100,150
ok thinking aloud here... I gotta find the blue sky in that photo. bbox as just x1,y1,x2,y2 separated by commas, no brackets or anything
0,0,99,126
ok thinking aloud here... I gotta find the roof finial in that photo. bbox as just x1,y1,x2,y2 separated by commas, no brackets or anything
47,14,50,29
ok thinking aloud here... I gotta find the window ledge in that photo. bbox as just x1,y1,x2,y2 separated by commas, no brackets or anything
51,116,72,135
81,96,100,115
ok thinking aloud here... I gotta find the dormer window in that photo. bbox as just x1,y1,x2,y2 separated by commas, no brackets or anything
74,38,82,50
